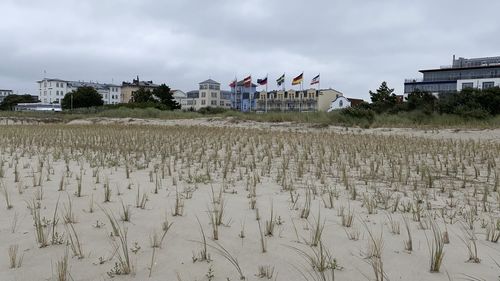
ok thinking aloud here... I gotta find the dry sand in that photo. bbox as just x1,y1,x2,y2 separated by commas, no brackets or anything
0,119,499,281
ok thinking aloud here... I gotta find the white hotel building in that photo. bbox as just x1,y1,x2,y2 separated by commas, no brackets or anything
37,78,121,105
0,89,14,103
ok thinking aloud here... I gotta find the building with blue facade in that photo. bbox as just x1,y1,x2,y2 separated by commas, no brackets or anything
404,55,500,96
230,80,258,112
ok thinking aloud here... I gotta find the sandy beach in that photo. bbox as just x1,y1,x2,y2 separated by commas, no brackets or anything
0,119,499,281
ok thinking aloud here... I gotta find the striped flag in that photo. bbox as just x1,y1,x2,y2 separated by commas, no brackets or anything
243,75,252,87
276,74,285,86
292,73,303,85
257,76,268,86
310,74,320,85
229,78,237,88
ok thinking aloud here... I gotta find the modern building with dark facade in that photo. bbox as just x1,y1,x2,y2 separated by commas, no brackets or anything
404,55,500,95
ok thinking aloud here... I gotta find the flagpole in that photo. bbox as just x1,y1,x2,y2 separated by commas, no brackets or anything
318,73,321,92
233,76,236,110
317,74,321,111
265,74,268,113
299,71,304,113
250,75,253,113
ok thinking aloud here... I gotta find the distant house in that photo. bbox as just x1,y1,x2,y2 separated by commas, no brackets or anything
0,89,14,103
121,76,158,103
327,97,364,112
230,80,258,112
37,78,121,105
171,90,186,107
256,88,343,112
404,55,500,96
183,79,232,111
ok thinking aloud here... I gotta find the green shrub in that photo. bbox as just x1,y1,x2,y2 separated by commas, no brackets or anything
198,107,228,115
340,107,375,123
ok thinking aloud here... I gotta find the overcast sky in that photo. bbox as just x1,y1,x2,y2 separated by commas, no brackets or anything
1,0,499,99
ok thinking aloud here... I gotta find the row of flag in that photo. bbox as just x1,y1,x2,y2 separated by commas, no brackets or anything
229,73,320,88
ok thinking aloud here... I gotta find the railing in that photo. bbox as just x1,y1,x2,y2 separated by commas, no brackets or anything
406,73,500,83
405,79,423,83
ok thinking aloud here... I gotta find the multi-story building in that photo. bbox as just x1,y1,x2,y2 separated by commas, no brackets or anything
0,89,14,103
184,79,232,111
37,78,121,105
230,80,258,112
171,90,186,108
405,55,500,95
121,76,159,103
456,78,500,91
255,88,343,112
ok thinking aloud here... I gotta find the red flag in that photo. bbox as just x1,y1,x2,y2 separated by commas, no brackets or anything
243,75,252,87
229,79,237,88
257,77,268,86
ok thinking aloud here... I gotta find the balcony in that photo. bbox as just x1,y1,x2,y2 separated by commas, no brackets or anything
405,79,423,83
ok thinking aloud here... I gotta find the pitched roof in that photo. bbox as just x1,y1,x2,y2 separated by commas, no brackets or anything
199,79,220,85
36,78,68,83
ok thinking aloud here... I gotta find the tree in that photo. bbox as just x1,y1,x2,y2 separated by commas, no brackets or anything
61,86,103,110
152,84,181,110
406,89,437,113
476,87,500,115
130,84,180,110
437,87,500,118
131,87,155,103
369,82,397,113
0,94,39,110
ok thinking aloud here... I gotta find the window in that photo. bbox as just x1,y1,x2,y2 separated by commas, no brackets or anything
220,101,224,106
483,82,494,89
211,100,217,105
339,100,343,107
211,92,217,98
201,100,206,105
462,82,474,89
201,92,206,98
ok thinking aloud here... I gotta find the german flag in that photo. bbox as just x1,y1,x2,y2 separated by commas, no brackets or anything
292,73,303,85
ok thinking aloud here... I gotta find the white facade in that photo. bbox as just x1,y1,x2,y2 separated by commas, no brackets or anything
172,90,186,107
0,89,14,103
184,79,232,111
37,78,122,105
457,78,500,91
327,96,351,112
37,79,69,105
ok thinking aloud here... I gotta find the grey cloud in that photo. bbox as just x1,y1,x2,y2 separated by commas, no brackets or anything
1,0,499,99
